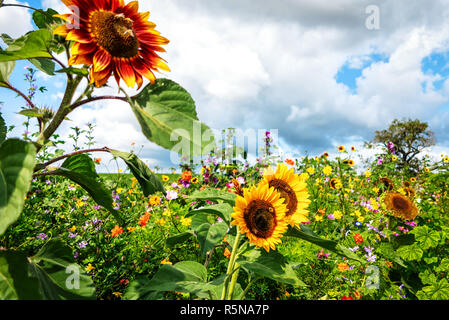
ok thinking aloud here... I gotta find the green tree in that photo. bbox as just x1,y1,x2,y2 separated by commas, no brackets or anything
372,118,435,171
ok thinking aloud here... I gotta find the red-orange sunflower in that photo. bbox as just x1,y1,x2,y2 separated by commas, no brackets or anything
54,0,170,88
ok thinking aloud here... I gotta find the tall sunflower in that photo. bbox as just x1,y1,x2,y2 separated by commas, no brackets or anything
384,192,419,221
260,163,310,227
54,0,169,88
231,183,288,252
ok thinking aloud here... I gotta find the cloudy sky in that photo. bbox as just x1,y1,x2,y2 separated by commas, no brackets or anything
1,0,449,171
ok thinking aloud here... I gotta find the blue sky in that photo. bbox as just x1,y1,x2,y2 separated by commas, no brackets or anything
2,0,449,171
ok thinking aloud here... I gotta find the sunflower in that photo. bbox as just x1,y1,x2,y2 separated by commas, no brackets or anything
322,152,329,158
338,146,345,153
191,177,199,184
384,192,418,221
260,164,310,226
54,0,169,88
231,183,289,252
329,178,342,190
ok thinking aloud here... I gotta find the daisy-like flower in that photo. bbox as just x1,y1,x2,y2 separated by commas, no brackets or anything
260,164,310,226
231,183,289,252
384,192,419,221
54,0,170,88
338,145,345,153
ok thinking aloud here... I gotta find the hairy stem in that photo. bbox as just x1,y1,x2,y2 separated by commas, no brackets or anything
0,81,36,109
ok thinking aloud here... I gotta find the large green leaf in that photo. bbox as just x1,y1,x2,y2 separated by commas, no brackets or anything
0,56,15,88
166,231,195,248
110,149,165,196
397,244,423,261
412,226,441,250
237,249,306,287
124,261,212,299
28,58,55,76
52,154,123,224
186,203,233,224
29,239,96,299
196,222,229,256
188,187,237,205
0,251,41,300
0,139,36,236
32,8,63,29
129,79,215,157
0,30,53,62
418,279,449,300
284,225,363,263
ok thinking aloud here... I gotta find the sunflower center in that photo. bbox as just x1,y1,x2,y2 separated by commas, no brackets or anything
392,196,410,211
90,11,139,58
269,179,297,216
244,200,277,239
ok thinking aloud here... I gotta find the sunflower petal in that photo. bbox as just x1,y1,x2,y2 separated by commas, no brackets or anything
116,58,136,88
93,49,112,72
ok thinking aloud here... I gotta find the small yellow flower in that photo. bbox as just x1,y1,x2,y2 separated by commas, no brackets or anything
323,165,332,176
444,156,449,162
118,169,123,173
365,171,371,178
337,262,349,271
160,258,172,265
85,264,95,273
315,215,323,222
333,210,343,220
392,155,397,162
112,292,122,298
180,217,192,227
116,188,124,193
410,177,416,183
338,145,345,152
156,218,166,226
162,175,170,182
306,167,315,175
357,216,365,223
127,227,136,233
69,226,77,232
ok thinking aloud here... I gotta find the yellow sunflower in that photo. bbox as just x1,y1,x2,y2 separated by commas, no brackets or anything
384,192,419,221
231,183,289,252
54,0,169,88
259,163,310,227
329,177,342,190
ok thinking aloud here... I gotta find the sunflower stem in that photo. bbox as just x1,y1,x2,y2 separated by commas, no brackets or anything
221,229,241,300
227,263,241,300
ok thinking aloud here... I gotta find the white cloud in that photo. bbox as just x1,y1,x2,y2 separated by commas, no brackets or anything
0,0,33,40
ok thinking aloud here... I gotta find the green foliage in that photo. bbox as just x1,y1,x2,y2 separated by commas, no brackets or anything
129,79,215,158
0,139,36,236
0,30,53,62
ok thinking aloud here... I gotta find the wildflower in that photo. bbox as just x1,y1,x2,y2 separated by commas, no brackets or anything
85,264,95,273
36,233,48,240
161,175,169,182
95,158,101,164
353,233,363,244
341,296,353,300
384,192,418,221
306,167,315,175
329,178,342,190
148,195,161,206
120,279,129,286
364,171,371,178
180,216,192,227
315,215,323,222
160,258,172,265
138,213,151,227
323,165,332,176
322,152,329,158
338,146,345,152
69,226,77,232
333,210,343,220
384,260,393,268
112,292,122,298
392,155,397,162
181,170,192,182
338,262,349,271
317,249,330,259
165,190,178,200
78,241,88,249
127,227,136,233
285,159,295,166
111,225,123,237
191,177,199,184
224,247,231,259
156,218,166,226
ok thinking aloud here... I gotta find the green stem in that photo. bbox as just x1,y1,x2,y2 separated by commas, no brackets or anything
238,277,258,300
227,263,241,300
221,229,241,300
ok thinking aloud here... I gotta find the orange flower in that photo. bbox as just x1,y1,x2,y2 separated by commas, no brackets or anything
95,158,101,164
337,262,349,271
223,247,231,259
181,170,192,181
111,225,123,237
284,158,295,166
54,0,169,88
138,212,151,227
353,233,363,245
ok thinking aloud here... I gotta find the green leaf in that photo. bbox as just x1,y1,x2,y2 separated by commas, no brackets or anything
237,249,306,287
0,30,53,62
419,279,449,300
18,108,44,118
129,79,215,157
435,258,449,273
0,139,36,236
284,225,363,263
188,187,237,205
397,244,423,261
0,251,42,300
28,58,55,76
196,222,228,256
166,231,195,248
186,203,233,224
110,149,165,196
52,154,123,224
122,277,164,300
0,58,15,87
412,226,440,249
32,9,62,29
29,239,96,299
0,113,6,144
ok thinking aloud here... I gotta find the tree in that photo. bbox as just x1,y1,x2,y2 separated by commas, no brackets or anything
371,118,436,170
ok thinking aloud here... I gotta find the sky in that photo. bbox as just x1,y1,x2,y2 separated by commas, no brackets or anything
1,0,449,172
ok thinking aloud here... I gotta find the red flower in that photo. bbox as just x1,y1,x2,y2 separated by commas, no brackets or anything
353,233,363,244
285,158,295,166
341,296,353,300
111,225,123,237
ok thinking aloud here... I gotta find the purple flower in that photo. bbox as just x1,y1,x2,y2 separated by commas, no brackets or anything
45,180,51,185
68,232,78,238
376,157,383,165
78,241,88,249
365,253,377,263
36,233,48,240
